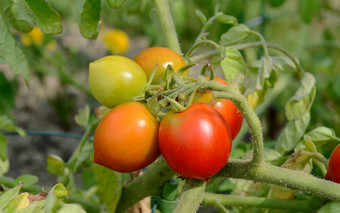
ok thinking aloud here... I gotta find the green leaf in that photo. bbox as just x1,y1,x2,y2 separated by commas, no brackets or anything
269,0,286,7
272,56,297,74
285,72,315,120
195,10,206,24
0,185,21,208
79,0,101,39
0,115,25,136
0,133,7,161
220,24,250,46
74,105,90,128
2,0,34,33
275,112,310,153
317,202,340,213
1,192,29,213
74,141,93,171
0,72,16,117
17,200,45,213
49,183,69,199
93,163,122,213
220,46,246,84
304,127,339,146
106,0,126,9
16,175,39,187
246,57,276,108
58,203,86,213
0,14,30,85
263,148,281,162
215,13,237,25
300,0,321,24
24,0,62,34
47,155,66,176
0,158,9,176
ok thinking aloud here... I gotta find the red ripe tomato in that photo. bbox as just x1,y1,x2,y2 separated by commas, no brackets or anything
93,102,160,173
193,77,243,140
325,144,340,183
133,47,187,87
158,103,232,181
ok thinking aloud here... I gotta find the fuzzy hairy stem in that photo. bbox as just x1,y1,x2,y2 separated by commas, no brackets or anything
115,157,175,213
173,179,206,213
217,159,340,202
203,193,319,212
152,0,182,55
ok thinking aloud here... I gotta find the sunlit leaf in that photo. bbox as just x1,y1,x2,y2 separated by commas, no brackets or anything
0,185,21,208
0,14,30,84
304,127,339,146
17,200,45,213
93,163,122,213
1,192,30,212
47,155,65,176
24,0,62,34
275,112,310,153
220,24,250,46
285,72,315,120
58,203,86,213
79,0,101,39
220,46,246,84
74,105,90,128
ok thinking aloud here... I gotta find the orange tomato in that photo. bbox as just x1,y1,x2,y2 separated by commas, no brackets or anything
93,102,160,172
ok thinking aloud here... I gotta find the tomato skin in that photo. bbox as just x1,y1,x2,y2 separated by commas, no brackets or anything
193,77,243,140
93,102,160,173
326,144,340,183
133,47,186,87
158,103,232,180
89,56,147,108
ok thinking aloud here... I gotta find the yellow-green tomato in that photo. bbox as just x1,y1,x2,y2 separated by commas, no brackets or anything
89,56,147,108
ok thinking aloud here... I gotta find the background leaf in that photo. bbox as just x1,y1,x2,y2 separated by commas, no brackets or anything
93,163,122,213
220,46,246,84
219,24,250,46
2,0,34,33
79,0,101,39
275,112,310,153
317,202,340,213
304,127,340,146
0,14,30,84
285,72,315,120
300,0,321,24
24,0,62,34
16,174,39,187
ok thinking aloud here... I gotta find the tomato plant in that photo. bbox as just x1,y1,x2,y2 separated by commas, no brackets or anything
325,144,340,184
89,56,147,108
133,47,186,87
158,103,232,181
194,77,243,140
93,102,160,173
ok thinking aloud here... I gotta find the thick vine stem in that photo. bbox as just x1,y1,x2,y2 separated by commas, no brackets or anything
217,159,340,202
203,193,320,212
152,0,182,55
173,179,206,213
204,87,264,166
115,157,175,213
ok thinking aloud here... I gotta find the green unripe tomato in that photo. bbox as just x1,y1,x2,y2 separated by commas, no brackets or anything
89,56,147,108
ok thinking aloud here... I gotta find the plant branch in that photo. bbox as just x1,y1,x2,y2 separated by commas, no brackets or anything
205,88,264,166
152,0,182,55
188,41,304,78
184,40,220,61
216,159,340,202
173,179,206,213
115,157,175,213
203,193,320,212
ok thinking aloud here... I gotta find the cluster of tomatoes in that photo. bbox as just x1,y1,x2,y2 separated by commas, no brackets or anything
89,47,243,181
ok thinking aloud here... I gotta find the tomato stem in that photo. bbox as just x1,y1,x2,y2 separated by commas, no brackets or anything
152,0,182,55
173,179,206,213
203,192,320,212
